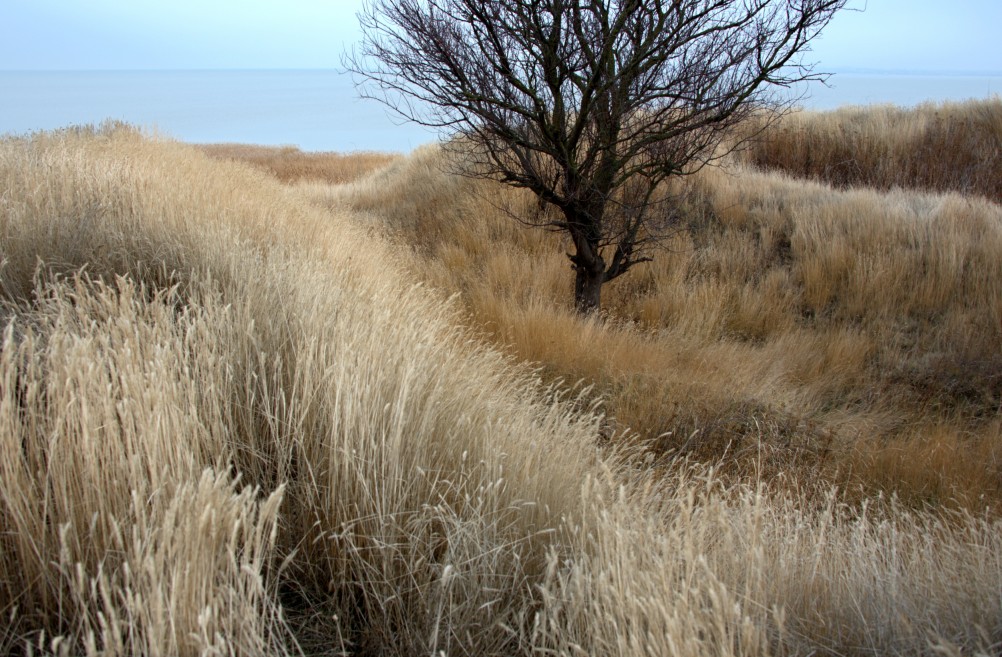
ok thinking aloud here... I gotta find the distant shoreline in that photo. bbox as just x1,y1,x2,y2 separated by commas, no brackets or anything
2,67,1000,76
2,70,999,151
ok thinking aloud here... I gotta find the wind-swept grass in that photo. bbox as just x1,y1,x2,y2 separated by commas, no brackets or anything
0,125,594,655
2,121,1001,656
740,98,1002,202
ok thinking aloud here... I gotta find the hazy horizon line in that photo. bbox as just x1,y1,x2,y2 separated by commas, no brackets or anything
2,66,1001,77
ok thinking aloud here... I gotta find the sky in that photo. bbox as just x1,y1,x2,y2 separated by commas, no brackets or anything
2,0,1001,74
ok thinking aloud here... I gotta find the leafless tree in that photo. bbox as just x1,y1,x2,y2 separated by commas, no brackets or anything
348,0,847,313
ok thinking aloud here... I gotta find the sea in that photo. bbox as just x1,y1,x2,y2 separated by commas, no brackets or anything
1,69,999,153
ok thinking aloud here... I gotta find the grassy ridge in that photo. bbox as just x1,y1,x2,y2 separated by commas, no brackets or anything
741,99,1002,202
0,126,595,654
196,143,399,185
2,113,1001,655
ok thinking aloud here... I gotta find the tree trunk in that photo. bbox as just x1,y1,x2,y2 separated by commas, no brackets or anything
565,202,608,315
574,266,604,315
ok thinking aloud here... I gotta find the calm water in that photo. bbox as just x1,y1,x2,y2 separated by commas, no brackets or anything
1,70,999,152
794,73,1000,110
0,70,437,152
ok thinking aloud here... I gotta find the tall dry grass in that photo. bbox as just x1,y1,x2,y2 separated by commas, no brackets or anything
534,471,1002,657
327,101,1002,507
0,125,594,655
741,98,1002,202
3,123,1002,656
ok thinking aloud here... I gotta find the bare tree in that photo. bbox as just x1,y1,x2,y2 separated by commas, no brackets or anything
348,0,847,314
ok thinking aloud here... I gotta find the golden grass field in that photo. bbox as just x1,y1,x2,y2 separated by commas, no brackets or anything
1,100,1000,655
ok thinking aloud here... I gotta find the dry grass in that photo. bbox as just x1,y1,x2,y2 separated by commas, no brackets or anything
328,101,1002,508
2,121,1002,656
197,143,399,185
535,470,1002,657
741,98,1002,203
0,125,593,655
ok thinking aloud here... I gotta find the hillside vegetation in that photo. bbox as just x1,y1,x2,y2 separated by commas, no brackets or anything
742,99,1002,203
311,98,1002,508
0,102,1000,656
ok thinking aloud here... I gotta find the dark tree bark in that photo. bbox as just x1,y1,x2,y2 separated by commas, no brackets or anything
347,0,848,314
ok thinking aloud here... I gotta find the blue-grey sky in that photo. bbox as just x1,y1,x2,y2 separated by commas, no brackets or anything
2,0,1000,74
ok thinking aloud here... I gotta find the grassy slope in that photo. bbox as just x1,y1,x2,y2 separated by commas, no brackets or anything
322,99,1002,509
0,126,596,655
1,116,1001,656
741,99,1002,203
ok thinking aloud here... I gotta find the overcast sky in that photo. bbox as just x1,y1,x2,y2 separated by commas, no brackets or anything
3,0,1000,74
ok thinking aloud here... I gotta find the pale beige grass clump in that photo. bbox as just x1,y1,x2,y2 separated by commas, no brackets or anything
536,469,1002,657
